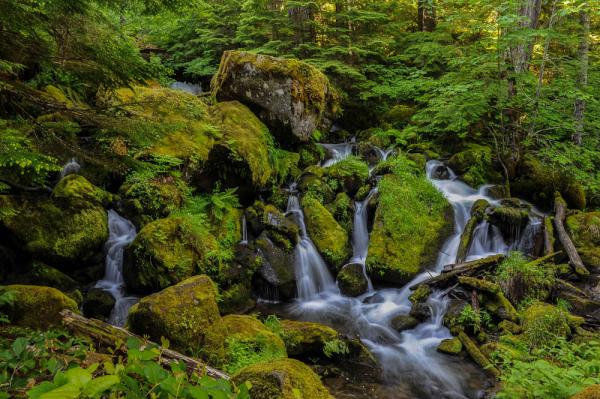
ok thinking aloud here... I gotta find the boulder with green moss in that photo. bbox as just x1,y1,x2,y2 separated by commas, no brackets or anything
297,173,335,204
124,217,219,293
366,157,453,284
245,201,299,245
212,51,340,143
127,275,224,358
280,320,339,357
325,156,369,196
448,144,501,187
326,192,354,234
566,212,600,269
301,196,351,270
521,303,580,349
337,263,369,297
232,358,334,399
255,232,296,299
219,283,256,315
0,178,108,268
82,288,115,321
0,285,78,329
437,337,463,355
206,315,287,373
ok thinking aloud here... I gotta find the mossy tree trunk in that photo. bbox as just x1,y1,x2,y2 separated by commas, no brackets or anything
553,194,588,276
573,9,590,146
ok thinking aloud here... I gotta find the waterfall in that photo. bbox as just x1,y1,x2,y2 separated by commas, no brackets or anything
373,146,394,162
240,214,248,244
95,210,138,327
320,139,355,167
348,187,378,292
60,158,80,179
286,186,338,300
169,81,203,95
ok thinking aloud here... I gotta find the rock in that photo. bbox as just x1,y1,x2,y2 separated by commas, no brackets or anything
124,216,218,294
337,263,369,297
219,282,256,315
127,275,224,357
489,205,529,240
255,232,297,299
448,144,501,187
0,285,78,329
326,192,354,234
363,293,384,304
301,196,351,270
82,288,115,320
206,315,287,373
297,174,336,204
566,212,600,270
367,158,453,284
382,104,416,129
232,358,334,399
0,178,108,269
458,331,500,378
212,51,340,143
498,320,522,335
280,320,338,357
14,262,79,293
246,201,299,245
571,385,600,399
325,157,370,196
443,299,469,335
391,315,419,332
437,337,463,355
430,164,450,180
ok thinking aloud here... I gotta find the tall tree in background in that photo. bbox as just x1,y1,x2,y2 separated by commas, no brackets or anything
573,8,590,145
418,0,436,31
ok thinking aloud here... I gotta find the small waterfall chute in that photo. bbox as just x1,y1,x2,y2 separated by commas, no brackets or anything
60,158,80,179
240,214,248,244
320,138,355,167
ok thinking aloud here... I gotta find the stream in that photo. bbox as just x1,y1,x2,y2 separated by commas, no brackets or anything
259,147,543,398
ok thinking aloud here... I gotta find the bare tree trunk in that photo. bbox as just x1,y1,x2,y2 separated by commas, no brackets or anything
418,0,436,32
553,194,588,276
573,10,590,146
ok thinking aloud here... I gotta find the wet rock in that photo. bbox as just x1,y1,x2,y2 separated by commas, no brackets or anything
246,201,299,244
82,288,115,320
430,164,450,180
363,293,384,304
448,144,502,187
255,232,296,299
325,157,370,196
219,282,256,315
390,315,419,332
337,263,369,297
280,319,338,357
128,275,224,357
212,51,340,143
0,285,78,329
437,337,463,355
232,358,334,399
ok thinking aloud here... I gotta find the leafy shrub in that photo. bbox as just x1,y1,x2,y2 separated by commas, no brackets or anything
323,338,349,358
457,304,493,334
496,252,555,306
0,289,15,324
224,336,286,374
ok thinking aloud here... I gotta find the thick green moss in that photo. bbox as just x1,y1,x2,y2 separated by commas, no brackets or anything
280,320,338,357
24,262,79,293
211,101,273,187
206,315,287,373
325,156,369,195
437,337,463,355
0,285,78,329
521,303,572,349
301,196,351,270
366,156,453,284
124,217,218,293
53,175,113,206
448,144,501,187
232,358,334,399
337,263,369,297
566,212,600,269
127,275,224,359
326,192,354,234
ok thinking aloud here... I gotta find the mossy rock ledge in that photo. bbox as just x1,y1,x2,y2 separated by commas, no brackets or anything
127,275,224,358
0,285,78,329
232,358,334,399
212,50,341,142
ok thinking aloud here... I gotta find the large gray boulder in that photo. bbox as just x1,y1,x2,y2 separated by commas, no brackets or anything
211,51,341,142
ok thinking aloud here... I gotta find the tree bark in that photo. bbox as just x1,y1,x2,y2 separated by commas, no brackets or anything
60,310,230,380
553,193,588,276
418,0,436,32
543,216,555,256
508,0,543,73
573,10,590,146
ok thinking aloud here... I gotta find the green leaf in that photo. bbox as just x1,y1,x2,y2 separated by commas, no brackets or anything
81,375,120,397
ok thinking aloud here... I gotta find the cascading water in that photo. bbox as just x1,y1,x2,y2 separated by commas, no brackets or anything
348,187,378,292
320,138,355,167
60,158,80,178
94,210,138,327
240,214,248,244
373,146,394,162
169,81,203,95
284,159,541,398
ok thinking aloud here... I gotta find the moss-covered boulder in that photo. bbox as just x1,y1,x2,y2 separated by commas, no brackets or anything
437,337,463,355
297,173,335,204
571,385,600,399
124,217,218,293
19,262,79,293
521,303,572,349
82,288,115,320
448,144,501,187
219,283,256,315
301,196,351,270
245,201,299,245
255,232,297,299
391,315,419,332
366,157,453,284
325,156,369,196
280,320,338,357
0,285,78,329
206,315,287,373
127,275,224,358
212,51,340,143
566,212,600,269
232,358,334,399
0,178,108,268
337,263,369,297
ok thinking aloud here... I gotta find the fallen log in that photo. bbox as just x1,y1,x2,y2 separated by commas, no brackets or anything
60,310,229,380
411,254,505,290
458,331,500,379
553,193,588,276
457,276,518,322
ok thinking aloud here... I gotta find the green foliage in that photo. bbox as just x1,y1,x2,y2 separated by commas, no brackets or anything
457,304,493,335
224,336,286,374
263,315,283,338
0,289,16,325
323,339,349,358
496,252,556,305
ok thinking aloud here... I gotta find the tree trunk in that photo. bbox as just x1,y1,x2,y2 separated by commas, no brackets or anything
553,194,588,276
508,0,543,73
573,10,590,146
60,310,230,380
418,0,436,32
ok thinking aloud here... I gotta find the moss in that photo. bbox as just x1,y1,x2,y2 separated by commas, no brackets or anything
456,217,479,263
382,104,416,129
326,192,354,234
570,385,600,399
232,358,334,399
219,283,256,315
211,101,273,187
458,276,518,322
458,331,500,378
0,194,108,267
44,85,75,108
124,216,219,293
246,201,299,245
206,315,287,373
0,285,78,329
127,275,224,359
280,320,339,357
391,315,419,332
298,174,335,204
337,263,369,297
521,303,571,349
498,320,522,334
566,212,600,269
301,196,351,270
325,156,369,195
448,144,501,187
366,156,453,284
409,285,432,305
53,175,113,206
26,262,79,293
437,337,463,355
